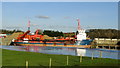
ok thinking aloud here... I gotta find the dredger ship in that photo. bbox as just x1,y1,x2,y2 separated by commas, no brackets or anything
12,19,92,48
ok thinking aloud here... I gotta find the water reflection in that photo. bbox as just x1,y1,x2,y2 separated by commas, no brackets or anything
0,45,119,59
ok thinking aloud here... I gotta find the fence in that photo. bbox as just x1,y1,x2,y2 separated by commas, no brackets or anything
25,51,105,67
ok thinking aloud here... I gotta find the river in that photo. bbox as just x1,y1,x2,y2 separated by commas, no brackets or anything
0,45,119,59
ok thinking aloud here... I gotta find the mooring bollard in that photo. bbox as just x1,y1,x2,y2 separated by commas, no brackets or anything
49,58,52,68
26,61,28,68
80,54,82,63
99,51,102,58
67,56,68,65
91,53,94,60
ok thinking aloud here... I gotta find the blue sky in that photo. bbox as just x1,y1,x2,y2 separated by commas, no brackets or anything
2,0,120,2
2,2,118,32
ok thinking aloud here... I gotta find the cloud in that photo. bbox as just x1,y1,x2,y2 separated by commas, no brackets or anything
35,15,50,19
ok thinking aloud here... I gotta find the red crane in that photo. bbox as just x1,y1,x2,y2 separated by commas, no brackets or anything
17,30,30,40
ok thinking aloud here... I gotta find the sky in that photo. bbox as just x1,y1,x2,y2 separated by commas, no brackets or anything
1,2,119,32
1,0,120,2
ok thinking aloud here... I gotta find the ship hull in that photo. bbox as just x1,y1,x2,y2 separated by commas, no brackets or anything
12,42,91,48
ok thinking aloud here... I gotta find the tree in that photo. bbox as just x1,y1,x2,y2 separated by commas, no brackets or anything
43,30,63,37
86,29,120,39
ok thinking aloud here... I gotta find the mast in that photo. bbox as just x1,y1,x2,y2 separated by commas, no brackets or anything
28,20,30,31
77,19,81,30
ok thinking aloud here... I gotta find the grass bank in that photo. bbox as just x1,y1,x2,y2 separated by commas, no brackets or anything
2,49,119,67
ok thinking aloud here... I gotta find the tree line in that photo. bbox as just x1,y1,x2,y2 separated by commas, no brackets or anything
43,30,64,37
0,29,23,34
1,29,120,39
86,29,120,39
0,29,64,37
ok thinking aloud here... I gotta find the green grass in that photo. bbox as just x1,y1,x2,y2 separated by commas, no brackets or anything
2,49,119,66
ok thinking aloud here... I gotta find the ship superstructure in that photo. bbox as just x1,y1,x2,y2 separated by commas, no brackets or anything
76,19,86,41
76,19,92,45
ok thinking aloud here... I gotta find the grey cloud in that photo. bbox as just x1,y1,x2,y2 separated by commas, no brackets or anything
35,15,50,19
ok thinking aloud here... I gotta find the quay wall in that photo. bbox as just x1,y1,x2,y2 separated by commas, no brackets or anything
94,38,120,45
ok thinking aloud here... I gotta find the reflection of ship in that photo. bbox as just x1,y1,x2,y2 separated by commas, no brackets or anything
76,48,86,56
12,19,92,48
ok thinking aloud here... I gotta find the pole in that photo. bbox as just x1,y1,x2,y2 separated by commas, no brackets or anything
49,58,52,68
67,56,68,66
26,61,28,68
80,54,82,63
99,51,102,58
91,53,94,60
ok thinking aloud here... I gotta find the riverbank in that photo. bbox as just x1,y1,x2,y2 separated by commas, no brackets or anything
2,49,119,67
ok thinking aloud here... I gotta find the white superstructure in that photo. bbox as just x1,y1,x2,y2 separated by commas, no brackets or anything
77,29,86,41
76,19,86,41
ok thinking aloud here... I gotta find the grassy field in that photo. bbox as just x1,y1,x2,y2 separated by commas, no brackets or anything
2,49,119,67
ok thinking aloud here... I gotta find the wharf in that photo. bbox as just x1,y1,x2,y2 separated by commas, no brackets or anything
95,45,120,50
